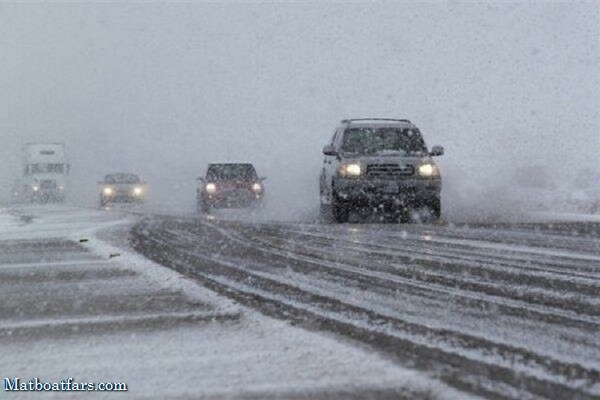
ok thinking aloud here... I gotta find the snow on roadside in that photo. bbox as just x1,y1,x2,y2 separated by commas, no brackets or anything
0,204,131,241
528,211,600,223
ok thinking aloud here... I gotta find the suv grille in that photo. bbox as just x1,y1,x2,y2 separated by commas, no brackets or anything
366,164,414,177
40,180,58,190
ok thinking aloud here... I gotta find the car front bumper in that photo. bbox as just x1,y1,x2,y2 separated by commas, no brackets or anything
32,190,66,201
101,193,145,203
333,177,441,206
201,190,263,208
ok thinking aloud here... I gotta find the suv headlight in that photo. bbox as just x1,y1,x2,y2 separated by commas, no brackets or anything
339,163,362,177
418,163,439,177
133,186,143,196
205,183,217,194
103,187,114,196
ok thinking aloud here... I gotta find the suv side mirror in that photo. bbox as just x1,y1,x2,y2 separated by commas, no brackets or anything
323,145,338,156
429,145,444,157
196,177,205,181
259,177,267,181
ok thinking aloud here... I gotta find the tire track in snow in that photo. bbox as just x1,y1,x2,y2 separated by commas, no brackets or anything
131,217,600,400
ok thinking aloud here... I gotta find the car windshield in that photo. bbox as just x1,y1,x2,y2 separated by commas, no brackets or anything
104,174,140,184
341,127,427,156
206,164,257,181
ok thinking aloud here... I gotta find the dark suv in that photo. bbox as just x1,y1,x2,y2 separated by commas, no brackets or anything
319,119,444,223
197,163,265,212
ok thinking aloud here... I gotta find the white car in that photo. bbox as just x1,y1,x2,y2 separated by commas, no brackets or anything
99,173,147,207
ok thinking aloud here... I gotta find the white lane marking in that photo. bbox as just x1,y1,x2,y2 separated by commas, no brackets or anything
0,259,111,270
417,236,600,262
283,226,600,263
0,310,239,331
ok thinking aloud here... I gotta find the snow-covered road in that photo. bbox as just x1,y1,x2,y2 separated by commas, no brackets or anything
132,215,600,400
0,205,466,399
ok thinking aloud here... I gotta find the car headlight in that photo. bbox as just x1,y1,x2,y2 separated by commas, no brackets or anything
32,185,39,192
418,163,439,177
103,187,114,196
339,163,362,177
133,186,143,196
252,183,262,192
205,183,217,194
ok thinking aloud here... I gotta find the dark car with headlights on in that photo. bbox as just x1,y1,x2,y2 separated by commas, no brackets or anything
319,118,444,223
197,163,265,213
99,173,146,207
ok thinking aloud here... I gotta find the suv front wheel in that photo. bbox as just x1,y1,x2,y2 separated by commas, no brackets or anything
197,200,210,214
331,196,350,223
428,198,441,220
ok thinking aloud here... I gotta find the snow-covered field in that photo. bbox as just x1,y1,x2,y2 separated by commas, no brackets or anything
0,205,467,399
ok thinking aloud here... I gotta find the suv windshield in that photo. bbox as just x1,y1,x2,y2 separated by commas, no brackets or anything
105,174,140,184
207,164,257,181
341,127,427,156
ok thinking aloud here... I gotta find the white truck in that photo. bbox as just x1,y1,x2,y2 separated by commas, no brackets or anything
13,143,70,202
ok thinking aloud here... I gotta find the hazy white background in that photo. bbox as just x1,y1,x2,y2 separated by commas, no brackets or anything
1,2,598,220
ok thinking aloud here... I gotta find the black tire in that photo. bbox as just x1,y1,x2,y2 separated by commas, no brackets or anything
319,202,328,218
394,207,410,224
319,197,332,222
197,201,210,214
331,198,350,223
428,198,441,220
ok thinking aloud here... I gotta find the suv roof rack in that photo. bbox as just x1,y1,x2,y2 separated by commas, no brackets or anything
341,118,412,124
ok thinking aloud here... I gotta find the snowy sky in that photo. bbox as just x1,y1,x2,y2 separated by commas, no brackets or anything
1,2,598,217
